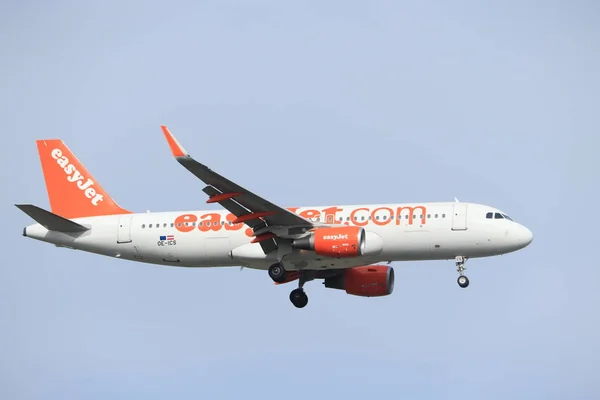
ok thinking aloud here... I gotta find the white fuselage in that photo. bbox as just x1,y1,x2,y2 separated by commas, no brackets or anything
23,201,533,270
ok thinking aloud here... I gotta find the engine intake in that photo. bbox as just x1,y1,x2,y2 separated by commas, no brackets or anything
324,265,395,297
292,226,366,258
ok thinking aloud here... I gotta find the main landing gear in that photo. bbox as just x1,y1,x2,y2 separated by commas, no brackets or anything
290,287,308,308
268,263,286,283
456,256,469,288
268,262,310,308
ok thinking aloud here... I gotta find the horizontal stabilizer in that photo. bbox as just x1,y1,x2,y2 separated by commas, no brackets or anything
15,204,90,233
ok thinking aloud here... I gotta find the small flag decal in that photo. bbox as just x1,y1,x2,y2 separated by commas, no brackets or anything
160,235,175,241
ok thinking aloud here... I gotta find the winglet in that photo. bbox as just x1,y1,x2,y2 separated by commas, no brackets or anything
161,125,189,157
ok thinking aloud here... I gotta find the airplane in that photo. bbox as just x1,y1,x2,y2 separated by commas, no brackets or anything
16,126,533,308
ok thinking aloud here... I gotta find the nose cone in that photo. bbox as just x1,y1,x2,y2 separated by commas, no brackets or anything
516,224,533,249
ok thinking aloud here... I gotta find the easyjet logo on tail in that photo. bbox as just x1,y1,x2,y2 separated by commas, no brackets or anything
51,148,104,206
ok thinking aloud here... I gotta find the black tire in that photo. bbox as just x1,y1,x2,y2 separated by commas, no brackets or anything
457,275,470,288
289,288,308,308
268,263,286,283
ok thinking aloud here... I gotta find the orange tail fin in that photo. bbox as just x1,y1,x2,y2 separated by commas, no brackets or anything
36,139,131,219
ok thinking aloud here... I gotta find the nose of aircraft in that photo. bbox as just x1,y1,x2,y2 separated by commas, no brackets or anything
515,224,533,248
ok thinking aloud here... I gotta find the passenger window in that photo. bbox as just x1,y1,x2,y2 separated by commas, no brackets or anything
149,224,153,228
442,214,446,218
427,214,431,218
142,224,145,228
486,212,493,219
170,223,174,227
435,214,438,218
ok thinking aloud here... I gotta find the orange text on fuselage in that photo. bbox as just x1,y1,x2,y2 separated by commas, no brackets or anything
172,206,428,236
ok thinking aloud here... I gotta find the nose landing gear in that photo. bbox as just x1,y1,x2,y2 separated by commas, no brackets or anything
456,256,469,288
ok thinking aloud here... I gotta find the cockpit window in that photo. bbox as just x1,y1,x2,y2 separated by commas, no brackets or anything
487,211,514,220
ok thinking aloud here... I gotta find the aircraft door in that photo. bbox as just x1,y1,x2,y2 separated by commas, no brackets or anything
451,203,468,231
117,214,134,243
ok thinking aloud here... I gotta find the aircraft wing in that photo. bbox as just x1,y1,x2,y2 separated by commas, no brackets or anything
161,126,315,253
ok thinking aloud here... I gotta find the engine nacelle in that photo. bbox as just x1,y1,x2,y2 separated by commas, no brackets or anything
292,226,365,258
324,265,395,297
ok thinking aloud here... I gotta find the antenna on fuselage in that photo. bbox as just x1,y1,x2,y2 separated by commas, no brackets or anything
454,197,460,202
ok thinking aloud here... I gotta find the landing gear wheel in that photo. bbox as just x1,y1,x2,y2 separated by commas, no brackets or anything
268,263,286,283
455,256,469,288
289,288,308,308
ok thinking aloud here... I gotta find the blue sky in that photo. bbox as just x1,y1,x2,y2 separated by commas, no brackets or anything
1,1,599,399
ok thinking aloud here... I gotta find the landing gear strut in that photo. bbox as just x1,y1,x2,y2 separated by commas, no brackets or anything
456,256,469,288
290,271,311,308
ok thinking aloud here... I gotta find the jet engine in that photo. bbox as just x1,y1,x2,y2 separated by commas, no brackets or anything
292,226,365,258
324,265,395,297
